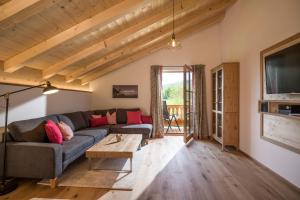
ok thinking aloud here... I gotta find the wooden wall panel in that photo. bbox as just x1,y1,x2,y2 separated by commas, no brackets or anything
263,114,300,153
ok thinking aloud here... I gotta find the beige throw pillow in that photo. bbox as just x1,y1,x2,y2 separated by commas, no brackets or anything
106,112,117,125
58,121,74,141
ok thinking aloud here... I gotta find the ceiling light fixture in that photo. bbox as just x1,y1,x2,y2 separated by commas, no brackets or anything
168,0,181,49
42,81,59,95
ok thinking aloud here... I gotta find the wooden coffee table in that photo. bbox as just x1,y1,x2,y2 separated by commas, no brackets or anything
85,134,142,172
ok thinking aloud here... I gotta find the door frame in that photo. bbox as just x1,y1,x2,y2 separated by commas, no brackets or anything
183,65,194,143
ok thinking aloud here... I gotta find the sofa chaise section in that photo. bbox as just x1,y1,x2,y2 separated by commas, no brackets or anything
110,124,152,142
61,135,94,170
1,113,109,184
1,108,151,187
75,127,108,143
82,108,152,142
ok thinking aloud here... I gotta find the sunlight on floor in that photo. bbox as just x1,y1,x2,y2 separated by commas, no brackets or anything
98,136,185,200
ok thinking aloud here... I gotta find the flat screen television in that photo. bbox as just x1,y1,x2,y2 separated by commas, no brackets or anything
265,42,300,94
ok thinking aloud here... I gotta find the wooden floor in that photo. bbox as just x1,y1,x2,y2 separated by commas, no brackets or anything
164,126,184,135
1,137,299,200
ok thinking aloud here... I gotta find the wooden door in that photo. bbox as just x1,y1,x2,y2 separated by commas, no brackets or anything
183,65,194,143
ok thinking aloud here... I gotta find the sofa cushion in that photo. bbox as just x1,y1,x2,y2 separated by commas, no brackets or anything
124,124,152,139
123,123,152,130
94,109,116,116
75,128,108,143
109,124,125,130
62,136,94,161
61,112,87,130
109,124,152,140
8,115,59,142
116,108,140,124
57,115,75,131
81,111,95,127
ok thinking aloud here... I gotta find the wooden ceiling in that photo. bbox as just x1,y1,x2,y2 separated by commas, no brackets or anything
0,0,236,92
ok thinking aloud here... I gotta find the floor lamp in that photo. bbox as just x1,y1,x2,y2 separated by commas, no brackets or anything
0,81,59,195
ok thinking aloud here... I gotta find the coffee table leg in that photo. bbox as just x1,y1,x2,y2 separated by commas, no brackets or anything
88,158,92,170
130,158,132,172
138,143,141,150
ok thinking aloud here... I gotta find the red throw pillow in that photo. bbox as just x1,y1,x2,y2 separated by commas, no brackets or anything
127,111,142,124
90,116,108,127
141,115,153,124
44,120,63,144
91,114,102,119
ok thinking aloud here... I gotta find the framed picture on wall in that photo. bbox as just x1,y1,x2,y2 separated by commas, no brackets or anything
112,85,138,98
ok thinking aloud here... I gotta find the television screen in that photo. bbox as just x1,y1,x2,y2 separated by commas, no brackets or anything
265,42,300,94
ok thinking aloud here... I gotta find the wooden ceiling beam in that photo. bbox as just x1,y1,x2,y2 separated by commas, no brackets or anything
0,0,41,22
3,0,144,73
81,13,225,85
68,0,234,82
0,66,91,92
0,0,63,30
42,42,106,79
103,0,212,47
42,0,207,80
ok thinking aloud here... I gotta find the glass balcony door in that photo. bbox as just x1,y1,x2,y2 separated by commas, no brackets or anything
183,65,194,143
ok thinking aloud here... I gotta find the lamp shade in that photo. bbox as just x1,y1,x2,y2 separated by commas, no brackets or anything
43,81,59,95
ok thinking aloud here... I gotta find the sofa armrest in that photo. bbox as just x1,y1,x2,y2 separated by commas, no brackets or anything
1,142,63,179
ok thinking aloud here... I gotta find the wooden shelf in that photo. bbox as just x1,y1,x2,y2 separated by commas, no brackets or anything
260,99,300,104
261,112,300,121
259,100,300,121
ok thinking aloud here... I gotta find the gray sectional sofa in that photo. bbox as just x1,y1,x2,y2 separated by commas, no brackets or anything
0,108,152,182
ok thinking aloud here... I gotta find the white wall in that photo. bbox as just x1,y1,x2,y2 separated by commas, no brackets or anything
220,0,300,187
91,0,300,187
0,84,91,126
90,24,222,133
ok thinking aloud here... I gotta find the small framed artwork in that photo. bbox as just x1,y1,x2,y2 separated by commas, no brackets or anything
112,85,138,98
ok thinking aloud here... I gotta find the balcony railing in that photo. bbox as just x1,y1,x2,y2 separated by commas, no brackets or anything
164,104,184,127
167,104,184,119
163,104,184,134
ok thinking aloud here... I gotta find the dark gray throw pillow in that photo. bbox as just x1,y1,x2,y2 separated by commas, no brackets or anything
61,112,87,130
7,116,58,142
81,111,94,127
57,115,76,131
94,108,116,116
